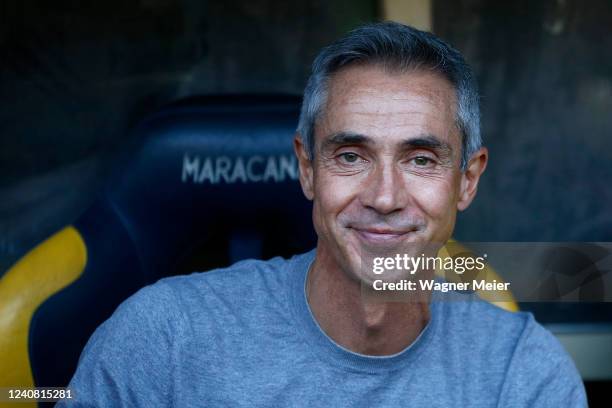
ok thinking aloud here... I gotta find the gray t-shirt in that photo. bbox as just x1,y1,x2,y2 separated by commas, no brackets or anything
58,250,587,407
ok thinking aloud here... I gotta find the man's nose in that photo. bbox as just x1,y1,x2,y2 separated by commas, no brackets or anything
360,162,408,215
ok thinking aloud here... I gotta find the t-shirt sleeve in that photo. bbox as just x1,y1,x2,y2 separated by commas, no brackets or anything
56,282,184,407
496,314,588,408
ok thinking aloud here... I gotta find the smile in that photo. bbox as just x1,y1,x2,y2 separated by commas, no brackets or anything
351,227,415,245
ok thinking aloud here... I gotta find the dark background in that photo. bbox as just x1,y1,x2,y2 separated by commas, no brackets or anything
0,0,377,272
435,0,612,243
1,0,611,404
2,0,612,272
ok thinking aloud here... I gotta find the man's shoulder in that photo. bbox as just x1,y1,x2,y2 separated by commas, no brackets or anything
435,298,586,405
436,296,531,341
103,257,290,325
441,298,564,357
139,250,312,320
434,298,570,370
483,304,588,405
69,251,311,372
444,298,577,355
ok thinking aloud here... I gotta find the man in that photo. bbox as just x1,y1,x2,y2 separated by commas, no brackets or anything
60,22,586,407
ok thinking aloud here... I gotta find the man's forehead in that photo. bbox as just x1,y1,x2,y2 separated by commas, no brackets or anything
317,64,460,146
326,64,456,113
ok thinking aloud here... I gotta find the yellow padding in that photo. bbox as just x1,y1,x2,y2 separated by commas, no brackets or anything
436,240,519,312
0,226,86,407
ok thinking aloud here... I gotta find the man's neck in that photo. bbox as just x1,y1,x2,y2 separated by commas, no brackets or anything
306,248,431,356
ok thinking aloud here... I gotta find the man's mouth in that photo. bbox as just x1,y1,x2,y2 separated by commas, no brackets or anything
350,227,417,245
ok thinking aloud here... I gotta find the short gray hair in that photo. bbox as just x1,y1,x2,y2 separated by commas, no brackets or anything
297,21,481,170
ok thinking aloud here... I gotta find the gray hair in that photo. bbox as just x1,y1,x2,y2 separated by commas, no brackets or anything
297,21,481,170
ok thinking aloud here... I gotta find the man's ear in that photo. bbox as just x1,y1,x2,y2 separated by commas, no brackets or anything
457,147,488,211
294,134,314,201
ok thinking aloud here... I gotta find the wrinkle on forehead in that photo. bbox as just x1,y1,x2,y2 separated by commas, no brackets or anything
318,64,459,141
332,66,454,113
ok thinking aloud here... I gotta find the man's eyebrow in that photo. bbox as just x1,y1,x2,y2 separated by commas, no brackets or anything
320,131,374,151
401,134,453,154
320,132,454,155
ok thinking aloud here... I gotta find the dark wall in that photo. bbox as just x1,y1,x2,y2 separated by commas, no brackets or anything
434,0,612,242
0,0,377,182
0,0,378,273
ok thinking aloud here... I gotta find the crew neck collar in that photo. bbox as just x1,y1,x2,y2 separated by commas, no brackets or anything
288,249,438,374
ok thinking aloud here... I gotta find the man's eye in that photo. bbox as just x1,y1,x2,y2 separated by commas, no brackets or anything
413,156,433,166
339,152,360,163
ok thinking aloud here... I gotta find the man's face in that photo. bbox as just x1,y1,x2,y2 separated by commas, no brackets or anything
295,64,486,284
